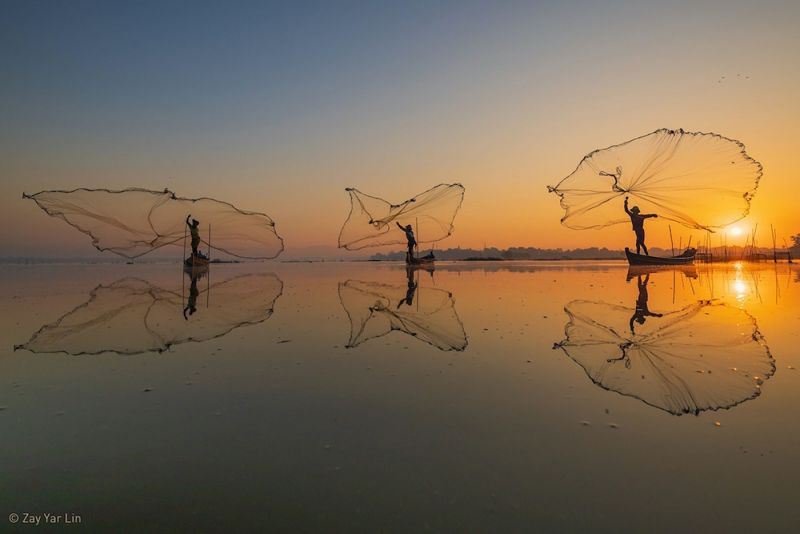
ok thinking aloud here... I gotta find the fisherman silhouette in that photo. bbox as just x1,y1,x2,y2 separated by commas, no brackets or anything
629,273,663,334
186,214,202,258
624,196,658,255
397,222,416,262
183,271,200,320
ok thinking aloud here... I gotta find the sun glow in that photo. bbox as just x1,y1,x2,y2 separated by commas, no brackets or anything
728,226,743,237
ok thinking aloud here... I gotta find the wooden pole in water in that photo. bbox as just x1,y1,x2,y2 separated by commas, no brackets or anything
182,236,186,304
771,224,777,263
672,269,676,304
669,225,675,257
415,217,419,260
723,233,727,262
416,266,420,312
207,224,212,307
707,230,712,262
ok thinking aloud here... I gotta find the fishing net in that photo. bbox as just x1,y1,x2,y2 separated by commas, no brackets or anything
15,272,283,355
24,188,284,259
554,299,774,415
338,278,467,351
338,183,465,250
548,129,762,231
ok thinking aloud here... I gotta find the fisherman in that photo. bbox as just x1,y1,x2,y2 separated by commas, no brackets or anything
396,222,416,262
624,196,658,255
629,274,663,334
186,214,201,258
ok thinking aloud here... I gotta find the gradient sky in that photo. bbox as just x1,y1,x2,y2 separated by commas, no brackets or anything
1,0,798,258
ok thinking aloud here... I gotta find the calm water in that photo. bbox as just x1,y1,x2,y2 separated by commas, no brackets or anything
1,261,799,532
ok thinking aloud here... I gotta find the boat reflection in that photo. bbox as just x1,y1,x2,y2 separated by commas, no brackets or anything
626,264,698,281
338,267,467,351
15,272,283,355
553,271,774,415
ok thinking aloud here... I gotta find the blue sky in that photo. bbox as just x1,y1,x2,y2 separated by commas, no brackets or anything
2,1,798,257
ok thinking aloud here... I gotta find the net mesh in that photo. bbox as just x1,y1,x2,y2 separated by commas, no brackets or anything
554,299,774,415
338,183,465,250
548,129,762,231
24,188,284,259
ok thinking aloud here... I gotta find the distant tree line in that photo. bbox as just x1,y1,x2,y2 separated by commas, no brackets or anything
370,246,634,261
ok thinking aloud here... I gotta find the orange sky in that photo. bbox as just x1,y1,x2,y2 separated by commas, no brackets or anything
1,2,798,258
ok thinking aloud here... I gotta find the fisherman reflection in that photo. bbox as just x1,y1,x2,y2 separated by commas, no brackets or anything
397,266,418,308
629,273,662,333
183,270,205,319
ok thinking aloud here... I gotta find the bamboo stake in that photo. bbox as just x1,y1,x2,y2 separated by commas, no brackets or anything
416,266,420,312
669,225,675,257
672,269,676,304
415,217,419,260
771,224,777,263
723,233,727,262
182,223,187,304
207,223,212,307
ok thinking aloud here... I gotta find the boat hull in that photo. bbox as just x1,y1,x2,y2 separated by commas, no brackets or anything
625,247,695,266
407,252,435,266
184,255,210,268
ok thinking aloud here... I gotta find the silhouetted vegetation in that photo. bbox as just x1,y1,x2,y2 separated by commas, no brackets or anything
370,246,628,261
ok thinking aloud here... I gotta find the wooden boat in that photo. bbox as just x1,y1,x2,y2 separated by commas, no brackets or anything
625,247,696,266
407,251,435,266
184,254,210,269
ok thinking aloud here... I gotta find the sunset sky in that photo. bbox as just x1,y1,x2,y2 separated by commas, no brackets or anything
1,1,798,258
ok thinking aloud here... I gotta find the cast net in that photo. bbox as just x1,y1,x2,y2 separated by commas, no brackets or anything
553,299,774,415
547,129,762,231
338,183,465,250
24,188,284,259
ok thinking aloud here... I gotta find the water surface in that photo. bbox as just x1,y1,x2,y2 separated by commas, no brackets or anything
1,261,799,531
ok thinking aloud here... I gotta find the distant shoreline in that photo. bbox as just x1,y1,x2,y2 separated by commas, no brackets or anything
0,257,631,265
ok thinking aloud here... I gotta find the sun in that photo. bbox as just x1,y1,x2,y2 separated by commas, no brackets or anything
728,226,743,237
